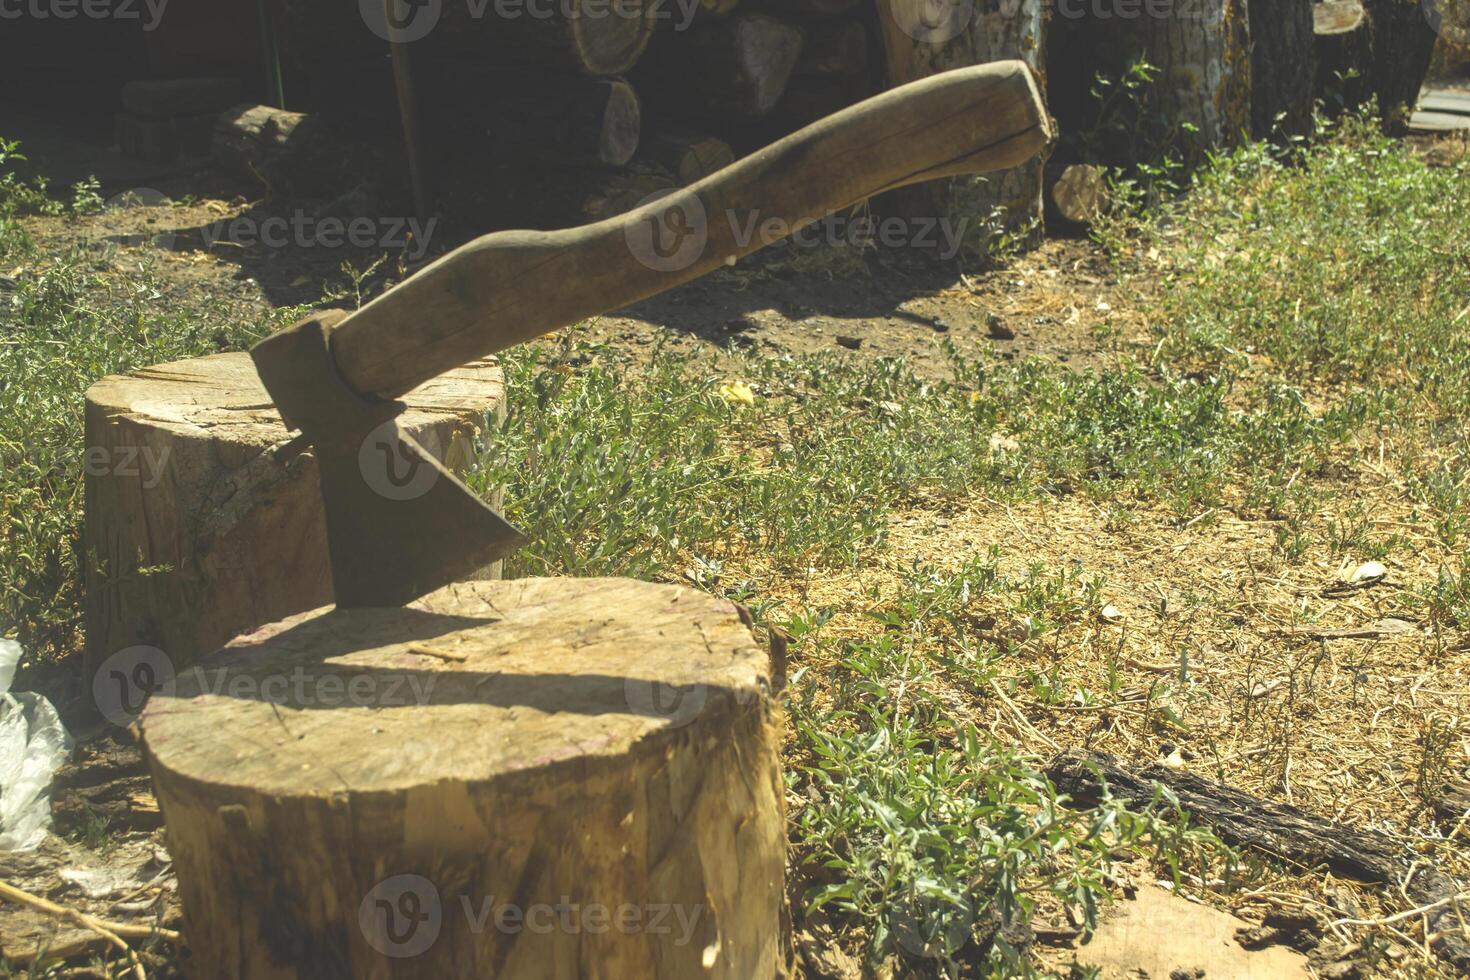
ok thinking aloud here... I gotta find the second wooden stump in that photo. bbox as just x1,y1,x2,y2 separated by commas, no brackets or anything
140,577,788,979
83,351,507,703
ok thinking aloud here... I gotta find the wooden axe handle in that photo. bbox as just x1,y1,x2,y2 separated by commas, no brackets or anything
328,61,1050,399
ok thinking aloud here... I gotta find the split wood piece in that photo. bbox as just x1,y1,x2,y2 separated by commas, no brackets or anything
583,168,679,221
1314,0,1376,114
428,0,657,76
878,0,1047,247
417,62,642,167
140,577,788,980
1048,750,1470,971
794,18,870,77
1048,0,1251,159
1048,162,1107,225
121,77,242,119
1249,0,1318,140
82,351,506,693
638,10,806,123
1364,0,1439,132
640,123,736,184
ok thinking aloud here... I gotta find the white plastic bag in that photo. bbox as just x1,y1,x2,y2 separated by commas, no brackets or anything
0,638,72,851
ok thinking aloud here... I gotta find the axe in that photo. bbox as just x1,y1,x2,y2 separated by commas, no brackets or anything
251,61,1051,608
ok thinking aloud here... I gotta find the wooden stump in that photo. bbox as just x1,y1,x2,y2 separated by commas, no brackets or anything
1314,0,1376,114
1249,0,1318,139
140,577,788,980
83,351,507,699
1364,0,1439,132
1049,0,1252,161
878,0,1048,250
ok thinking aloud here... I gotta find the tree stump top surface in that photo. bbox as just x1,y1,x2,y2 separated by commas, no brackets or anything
140,578,769,797
87,350,505,444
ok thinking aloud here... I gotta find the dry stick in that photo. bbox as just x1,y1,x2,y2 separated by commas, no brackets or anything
1329,892,1470,929
0,878,181,979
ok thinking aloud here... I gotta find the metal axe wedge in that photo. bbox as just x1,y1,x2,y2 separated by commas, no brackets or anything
251,60,1053,609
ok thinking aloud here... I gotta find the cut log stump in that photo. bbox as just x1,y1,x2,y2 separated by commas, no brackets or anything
878,0,1049,250
1249,0,1318,140
1314,0,1377,114
83,350,507,705
140,577,788,979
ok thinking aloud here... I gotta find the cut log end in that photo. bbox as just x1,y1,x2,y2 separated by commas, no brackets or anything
141,577,788,979
1051,163,1107,224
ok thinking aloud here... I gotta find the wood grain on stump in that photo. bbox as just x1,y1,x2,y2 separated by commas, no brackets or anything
83,351,506,693
140,577,788,979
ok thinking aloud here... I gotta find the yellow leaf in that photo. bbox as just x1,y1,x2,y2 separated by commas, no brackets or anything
718,381,756,407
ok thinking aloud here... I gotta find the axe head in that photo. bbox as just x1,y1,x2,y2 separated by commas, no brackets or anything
251,311,525,608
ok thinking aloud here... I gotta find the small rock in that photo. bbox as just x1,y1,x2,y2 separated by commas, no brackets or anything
835,335,862,350
930,319,950,333
987,313,1015,340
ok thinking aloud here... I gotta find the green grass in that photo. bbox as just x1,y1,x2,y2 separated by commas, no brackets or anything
0,160,298,666
2,115,1468,973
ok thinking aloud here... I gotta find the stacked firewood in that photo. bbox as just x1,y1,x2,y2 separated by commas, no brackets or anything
271,0,881,228
214,0,1438,239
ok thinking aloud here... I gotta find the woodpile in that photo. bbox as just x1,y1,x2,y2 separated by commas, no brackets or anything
179,1,1441,242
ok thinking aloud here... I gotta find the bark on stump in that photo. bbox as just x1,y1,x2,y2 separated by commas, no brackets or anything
139,577,788,980
83,351,507,695
1049,0,1252,161
1364,0,1439,132
1314,0,1376,113
878,0,1048,250
1249,0,1318,139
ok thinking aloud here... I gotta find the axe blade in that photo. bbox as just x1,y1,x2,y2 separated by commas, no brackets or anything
318,427,526,608
252,311,526,609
